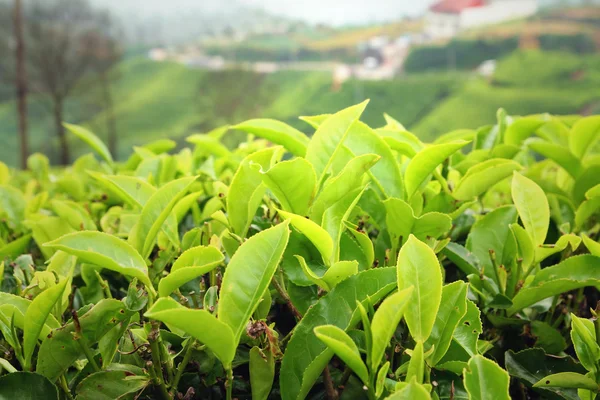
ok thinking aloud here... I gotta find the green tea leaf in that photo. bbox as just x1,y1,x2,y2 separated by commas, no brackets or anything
88,173,155,207
466,206,517,285
0,185,25,231
534,372,599,392
508,255,600,315
571,314,600,374
0,372,59,400
296,256,358,291
23,279,69,369
305,101,368,181
52,200,96,231
64,123,113,164
505,348,585,400
406,340,425,384
405,141,469,199
531,321,567,355
535,234,581,264
569,116,600,159
45,231,153,293
440,243,480,276
396,235,442,342
262,158,316,216
321,187,366,263
280,268,396,400
528,140,582,178
0,293,60,333
370,287,413,371
310,154,380,223
384,198,452,246
512,172,549,247
453,159,521,200
219,222,290,345
0,234,32,260
510,223,534,270
386,378,431,399
234,119,309,157
504,117,545,146
144,297,236,368
453,299,482,358
228,147,283,236
425,281,468,366
36,299,132,380
576,198,600,230
158,245,224,297
582,234,600,257
76,371,150,400
344,121,404,199
463,355,510,400
129,176,197,258
314,325,369,384
250,347,275,400
278,209,334,265
375,361,390,398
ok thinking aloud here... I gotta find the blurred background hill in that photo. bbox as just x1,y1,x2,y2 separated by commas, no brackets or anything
0,0,600,165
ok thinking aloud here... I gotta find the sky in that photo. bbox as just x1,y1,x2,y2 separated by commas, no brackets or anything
238,0,437,25
92,0,437,26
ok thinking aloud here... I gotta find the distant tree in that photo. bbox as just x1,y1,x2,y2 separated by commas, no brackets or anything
13,0,29,169
82,13,123,158
0,3,13,100
25,0,115,164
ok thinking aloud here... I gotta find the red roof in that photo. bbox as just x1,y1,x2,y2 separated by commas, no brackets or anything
430,0,485,14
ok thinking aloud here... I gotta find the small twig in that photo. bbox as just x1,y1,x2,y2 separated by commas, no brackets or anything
271,275,303,320
148,322,171,400
59,375,75,400
72,310,100,372
226,367,234,400
147,361,171,400
170,339,196,397
323,366,338,400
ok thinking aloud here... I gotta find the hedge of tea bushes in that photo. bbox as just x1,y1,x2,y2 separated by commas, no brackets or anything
0,102,599,399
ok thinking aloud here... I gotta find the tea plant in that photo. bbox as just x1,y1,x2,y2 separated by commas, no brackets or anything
0,102,599,399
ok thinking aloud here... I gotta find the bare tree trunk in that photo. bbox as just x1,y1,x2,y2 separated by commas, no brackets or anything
53,98,69,165
13,0,29,169
100,71,117,159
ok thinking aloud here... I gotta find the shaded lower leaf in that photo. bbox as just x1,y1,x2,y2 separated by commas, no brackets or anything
505,348,585,400
0,372,59,400
508,255,600,315
36,299,133,381
280,268,397,400
76,370,150,400
531,321,567,354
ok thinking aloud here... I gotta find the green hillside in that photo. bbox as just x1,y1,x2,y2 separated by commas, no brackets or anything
0,59,461,165
415,50,600,140
1,50,599,165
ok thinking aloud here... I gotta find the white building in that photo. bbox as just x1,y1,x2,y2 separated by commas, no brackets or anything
425,0,539,39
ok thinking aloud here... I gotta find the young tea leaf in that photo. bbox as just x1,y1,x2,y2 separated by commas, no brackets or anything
314,325,369,384
512,172,549,247
219,222,290,345
463,355,510,400
44,231,153,293
144,297,236,369
396,235,442,342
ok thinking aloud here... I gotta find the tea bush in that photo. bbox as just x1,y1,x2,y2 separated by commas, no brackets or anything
0,102,599,400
